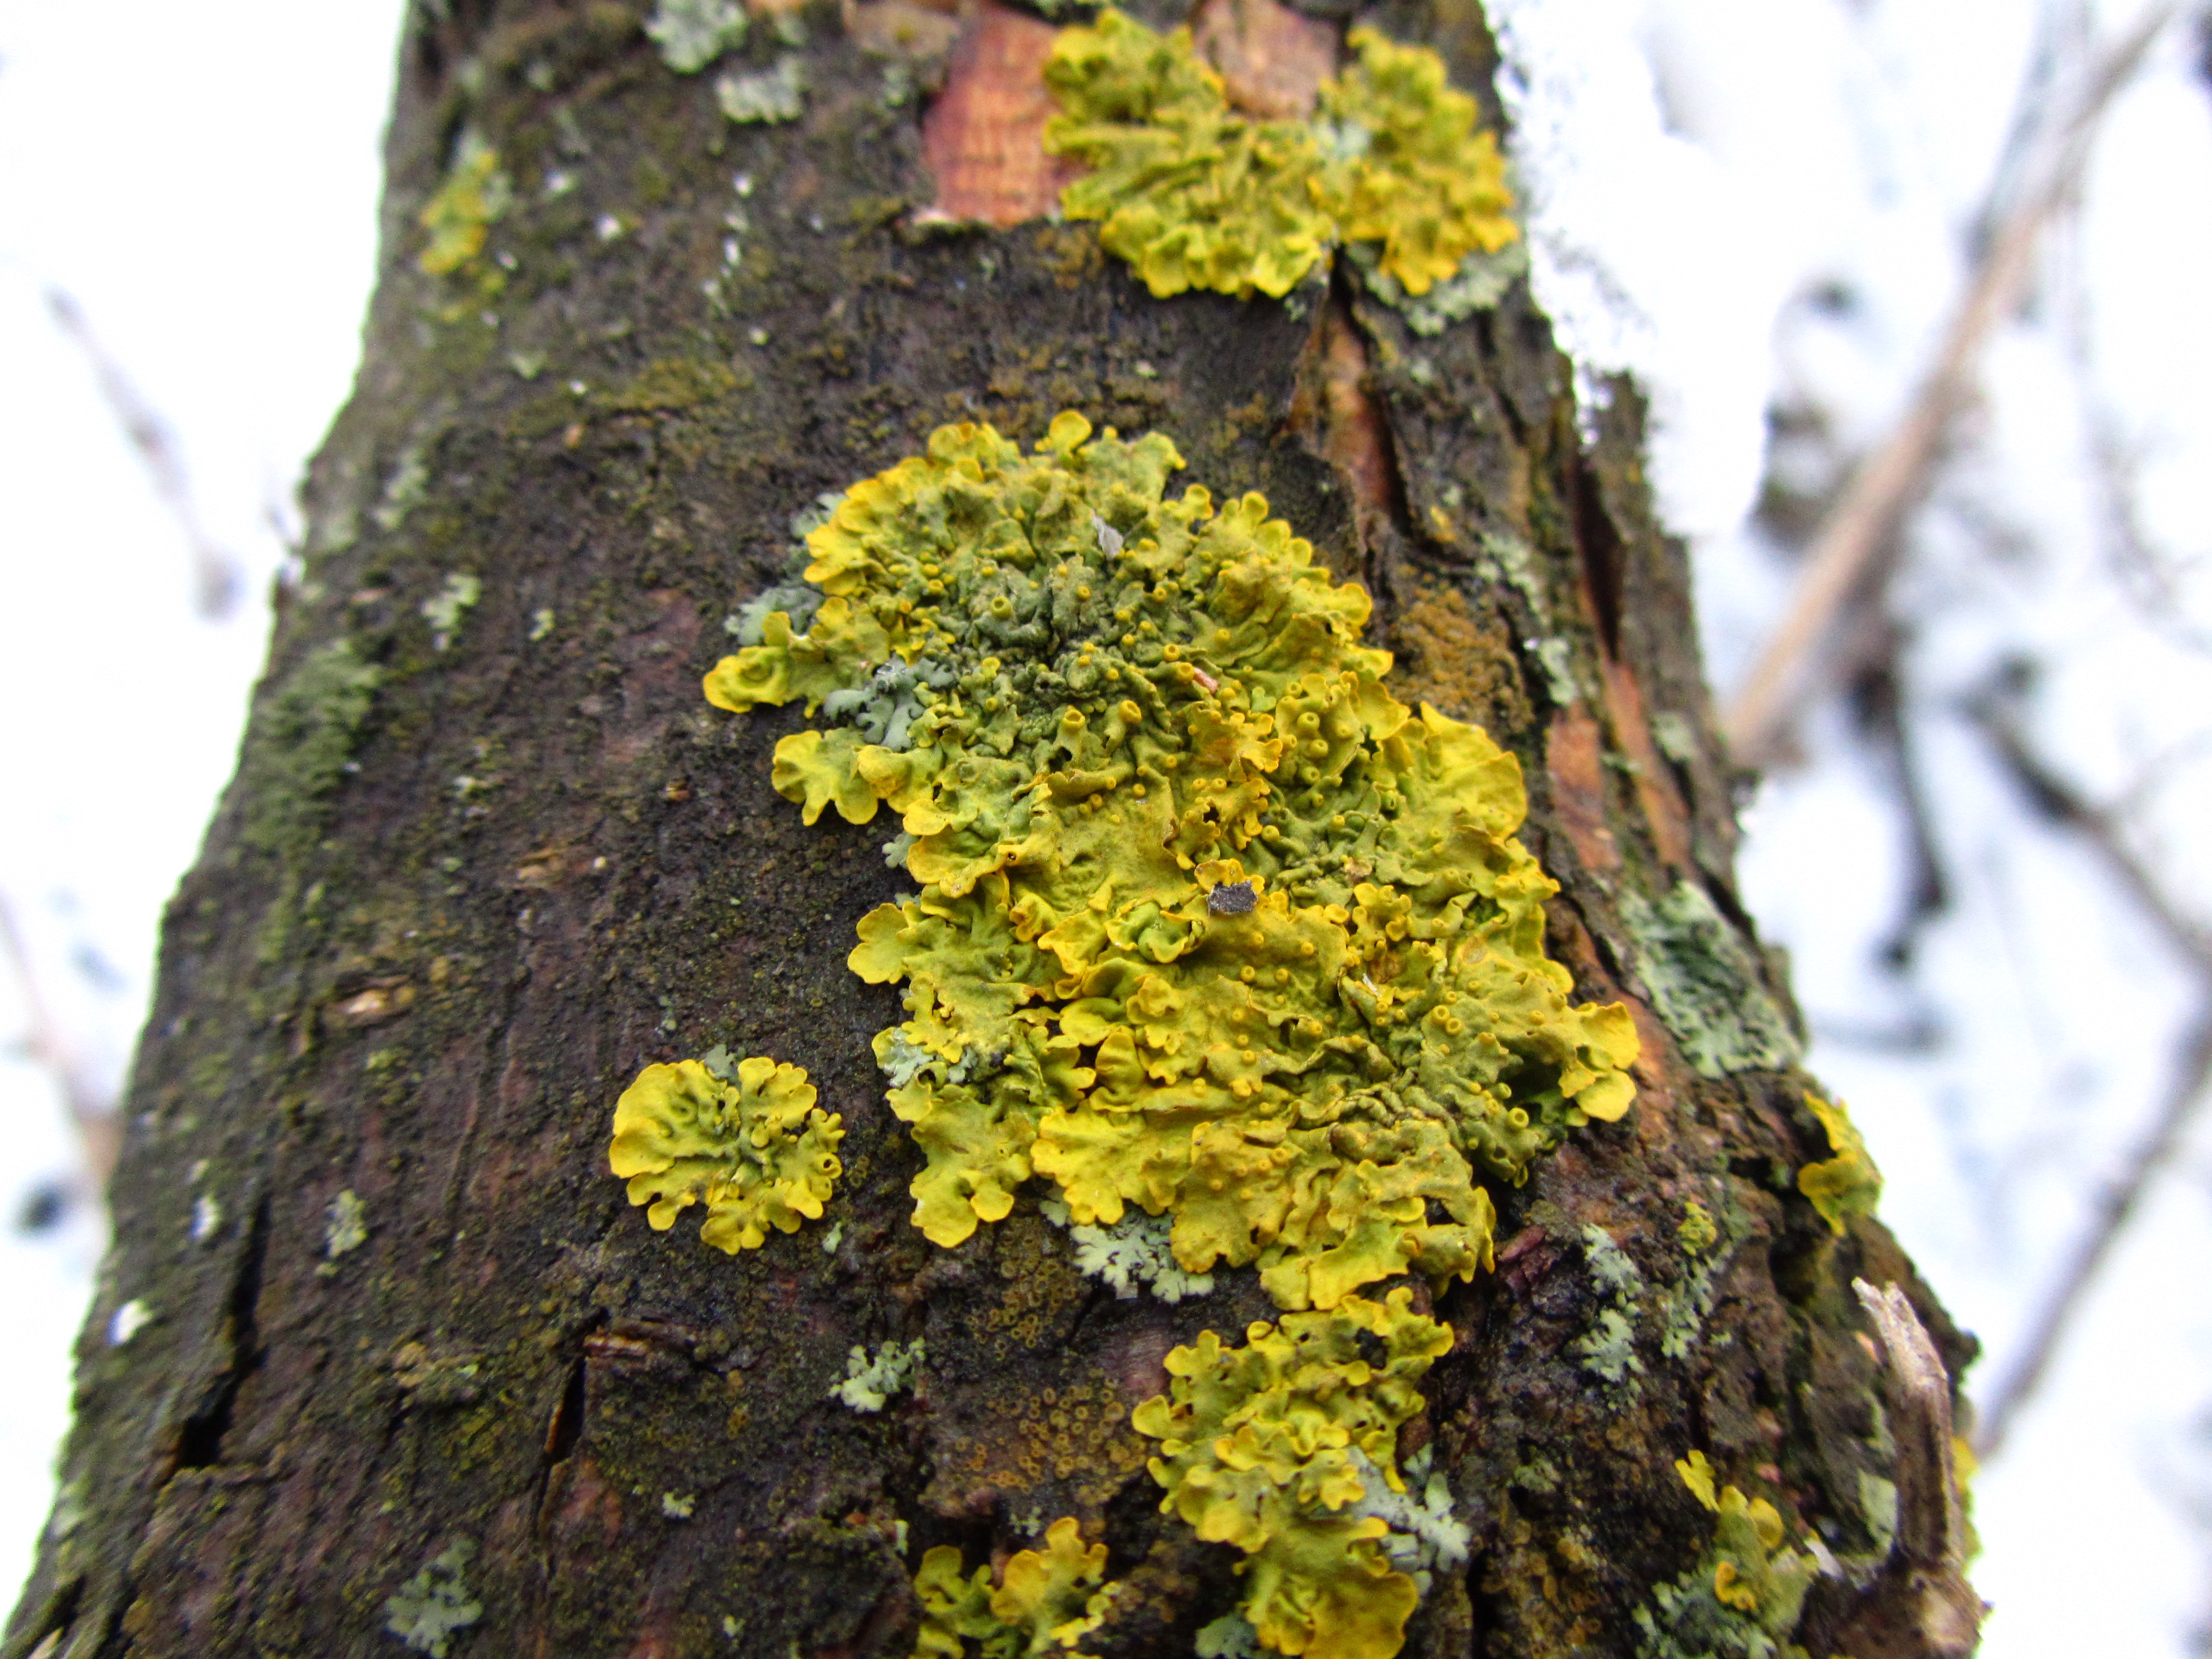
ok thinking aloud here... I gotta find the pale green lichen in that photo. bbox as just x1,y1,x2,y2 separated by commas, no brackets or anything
1471,531,1578,707
417,132,510,278
1042,14,1517,301
1574,1222,1645,1386
834,1337,925,1411
1797,1091,1881,1233
717,56,806,124
609,1056,844,1252
385,1540,483,1658
1618,881,1800,1079
422,572,481,652
1636,1455,1815,1659
1353,1444,1470,1595
1132,1289,1450,1659
647,0,747,72
913,1517,1118,1658
663,1490,698,1519
1042,1198,1215,1302
705,413,1637,1317
324,1189,369,1260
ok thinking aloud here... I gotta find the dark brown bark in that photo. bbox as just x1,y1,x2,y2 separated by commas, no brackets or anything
7,2,1974,1656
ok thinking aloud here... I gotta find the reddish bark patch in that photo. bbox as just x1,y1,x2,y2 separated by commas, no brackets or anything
919,2,1078,226
1192,0,1338,118
1597,656,1694,872
1545,708,1619,872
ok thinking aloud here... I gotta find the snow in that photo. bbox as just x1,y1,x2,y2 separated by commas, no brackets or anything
1,0,2207,1647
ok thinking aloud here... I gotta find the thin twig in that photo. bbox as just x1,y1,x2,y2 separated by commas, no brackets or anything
1724,1,2179,767
46,288,242,622
1962,679,2212,1457
0,889,120,1194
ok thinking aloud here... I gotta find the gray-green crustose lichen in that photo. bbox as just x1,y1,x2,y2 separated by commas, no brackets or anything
384,1540,483,1658
1618,880,1800,1079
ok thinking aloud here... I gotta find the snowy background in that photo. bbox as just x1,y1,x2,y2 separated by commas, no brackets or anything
2,0,2207,1650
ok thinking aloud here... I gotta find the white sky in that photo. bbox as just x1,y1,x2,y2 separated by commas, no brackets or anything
2,0,2207,1650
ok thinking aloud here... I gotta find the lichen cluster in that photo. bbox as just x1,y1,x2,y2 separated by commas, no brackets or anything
914,1518,1118,1659
1042,12,1517,300
608,1054,844,1252
708,413,1636,1320
1132,1290,1451,1659
694,413,1636,1656
1639,1454,1816,1659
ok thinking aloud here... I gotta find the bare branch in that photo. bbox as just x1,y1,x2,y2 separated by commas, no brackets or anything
1962,680,2212,1458
45,288,243,622
1723,1,2180,768
0,888,120,1194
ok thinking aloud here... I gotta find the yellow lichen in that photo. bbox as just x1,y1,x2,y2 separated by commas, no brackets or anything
1132,1289,1450,1659
1797,1091,1881,1235
913,1518,1117,1659
608,1056,843,1252
1040,12,1518,300
417,131,511,278
704,413,1636,1316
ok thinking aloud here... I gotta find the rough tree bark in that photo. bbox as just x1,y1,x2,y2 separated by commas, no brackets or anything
7,2,1978,1656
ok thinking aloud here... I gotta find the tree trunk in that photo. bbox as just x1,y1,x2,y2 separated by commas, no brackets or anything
7,2,1978,1657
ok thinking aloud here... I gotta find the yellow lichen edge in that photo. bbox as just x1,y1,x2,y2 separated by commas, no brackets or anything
913,1518,1117,1659
1671,1452,1816,1639
703,413,1636,1316
609,1056,844,1252
1797,1091,1881,1235
1040,12,1517,300
417,130,512,278
1134,1290,1450,1659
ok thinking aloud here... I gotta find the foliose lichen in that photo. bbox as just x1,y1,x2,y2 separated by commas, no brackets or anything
1617,881,1800,1079
1132,1290,1450,1659
647,0,748,73
913,1517,1118,1659
1797,1091,1881,1234
1573,1222,1645,1386
1635,1454,1815,1659
1046,1201,1216,1302
707,414,1636,1313
384,1540,483,1658
416,132,511,278
697,414,1641,1658
834,1337,926,1411
422,572,482,652
608,1056,843,1252
718,56,807,124
1041,13,1517,300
